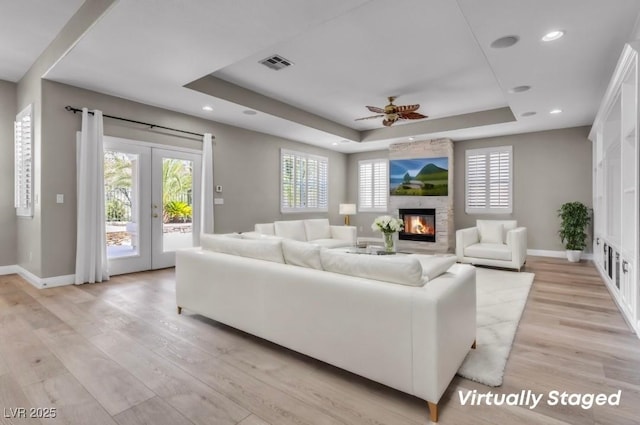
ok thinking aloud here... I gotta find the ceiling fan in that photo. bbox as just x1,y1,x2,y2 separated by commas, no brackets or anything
355,96,428,127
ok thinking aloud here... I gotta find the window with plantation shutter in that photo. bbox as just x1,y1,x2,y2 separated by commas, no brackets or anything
281,149,328,213
358,159,388,212
465,146,512,214
15,105,33,217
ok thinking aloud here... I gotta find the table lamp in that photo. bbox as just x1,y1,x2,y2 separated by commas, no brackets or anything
339,203,356,225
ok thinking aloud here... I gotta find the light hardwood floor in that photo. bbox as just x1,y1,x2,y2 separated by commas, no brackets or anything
0,256,639,425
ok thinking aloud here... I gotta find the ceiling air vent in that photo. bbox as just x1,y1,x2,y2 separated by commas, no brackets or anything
259,54,293,71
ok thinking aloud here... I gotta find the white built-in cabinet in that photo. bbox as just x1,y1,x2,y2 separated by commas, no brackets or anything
590,41,640,336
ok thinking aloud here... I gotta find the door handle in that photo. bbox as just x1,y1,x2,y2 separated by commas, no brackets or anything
153,213,159,218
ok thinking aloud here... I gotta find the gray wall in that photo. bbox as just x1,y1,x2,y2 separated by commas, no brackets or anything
454,126,593,252
346,149,388,238
0,80,17,266
35,80,346,278
347,126,593,251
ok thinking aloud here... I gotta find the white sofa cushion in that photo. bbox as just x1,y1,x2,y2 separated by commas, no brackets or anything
218,232,243,239
320,250,424,286
464,243,512,261
309,238,353,249
274,220,307,241
201,234,285,263
304,218,331,241
281,239,323,270
413,255,458,282
241,232,282,240
477,221,504,244
255,223,275,235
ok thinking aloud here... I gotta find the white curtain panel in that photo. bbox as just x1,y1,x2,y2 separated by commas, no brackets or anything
75,108,109,284
201,133,214,234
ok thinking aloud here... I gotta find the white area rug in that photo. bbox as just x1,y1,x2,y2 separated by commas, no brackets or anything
457,268,534,387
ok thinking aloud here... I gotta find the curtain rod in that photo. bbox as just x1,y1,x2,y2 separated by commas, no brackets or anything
64,106,214,139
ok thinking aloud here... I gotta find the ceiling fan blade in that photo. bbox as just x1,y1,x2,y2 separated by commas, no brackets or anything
396,104,420,113
398,111,428,120
366,106,385,113
355,114,384,121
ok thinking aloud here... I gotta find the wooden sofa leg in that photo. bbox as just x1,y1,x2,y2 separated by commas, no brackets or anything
471,339,477,349
177,306,182,315
427,401,438,422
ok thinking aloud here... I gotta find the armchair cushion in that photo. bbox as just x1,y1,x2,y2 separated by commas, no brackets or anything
464,243,512,261
477,221,504,244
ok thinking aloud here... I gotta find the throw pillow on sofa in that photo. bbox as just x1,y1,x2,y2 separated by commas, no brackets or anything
412,255,457,282
201,234,285,264
274,220,307,241
281,239,323,270
320,250,424,287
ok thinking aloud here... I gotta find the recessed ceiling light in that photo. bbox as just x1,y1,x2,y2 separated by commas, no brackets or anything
202,105,213,112
508,85,531,94
243,110,257,115
409,137,415,141
332,142,339,146
521,111,537,117
490,35,519,49
542,30,564,42
550,108,563,114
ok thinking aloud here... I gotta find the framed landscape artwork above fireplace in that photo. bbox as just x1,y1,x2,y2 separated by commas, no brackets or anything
389,157,448,196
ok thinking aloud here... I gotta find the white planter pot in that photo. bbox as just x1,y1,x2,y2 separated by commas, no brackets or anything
566,250,583,262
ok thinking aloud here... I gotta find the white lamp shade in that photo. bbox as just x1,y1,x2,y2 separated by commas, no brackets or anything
339,203,356,215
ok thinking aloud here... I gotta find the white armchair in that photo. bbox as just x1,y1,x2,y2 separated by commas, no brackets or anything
456,220,527,271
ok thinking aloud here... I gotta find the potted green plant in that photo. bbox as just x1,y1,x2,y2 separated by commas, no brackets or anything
558,201,591,262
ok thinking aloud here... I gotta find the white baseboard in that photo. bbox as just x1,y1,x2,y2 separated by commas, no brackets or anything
0,265,74,289
0,265,19,275
527,249,593,260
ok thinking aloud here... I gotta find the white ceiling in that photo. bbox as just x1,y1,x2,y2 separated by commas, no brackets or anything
7,0,640,152
0,0,84,81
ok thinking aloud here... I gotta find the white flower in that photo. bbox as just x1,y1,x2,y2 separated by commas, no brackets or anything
371,215,404,233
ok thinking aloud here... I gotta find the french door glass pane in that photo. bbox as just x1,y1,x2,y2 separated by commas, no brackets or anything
162,158,195,252
104,150,139,258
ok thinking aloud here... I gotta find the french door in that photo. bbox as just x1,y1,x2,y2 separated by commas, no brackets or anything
104,137,201,275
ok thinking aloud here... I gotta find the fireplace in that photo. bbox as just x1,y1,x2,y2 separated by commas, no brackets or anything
399,208,436,242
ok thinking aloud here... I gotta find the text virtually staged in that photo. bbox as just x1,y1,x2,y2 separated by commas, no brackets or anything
458,389,622,410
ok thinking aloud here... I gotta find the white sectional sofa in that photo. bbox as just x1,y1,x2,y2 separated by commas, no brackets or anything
176,234,476,422
245,218,357,248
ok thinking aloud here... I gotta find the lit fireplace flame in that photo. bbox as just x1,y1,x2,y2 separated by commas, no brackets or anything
405,215,435,235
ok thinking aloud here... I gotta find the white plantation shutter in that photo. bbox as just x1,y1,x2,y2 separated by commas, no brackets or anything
465,146,512,214
358,159,388,212
281,149,328,212
15,105,33,217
